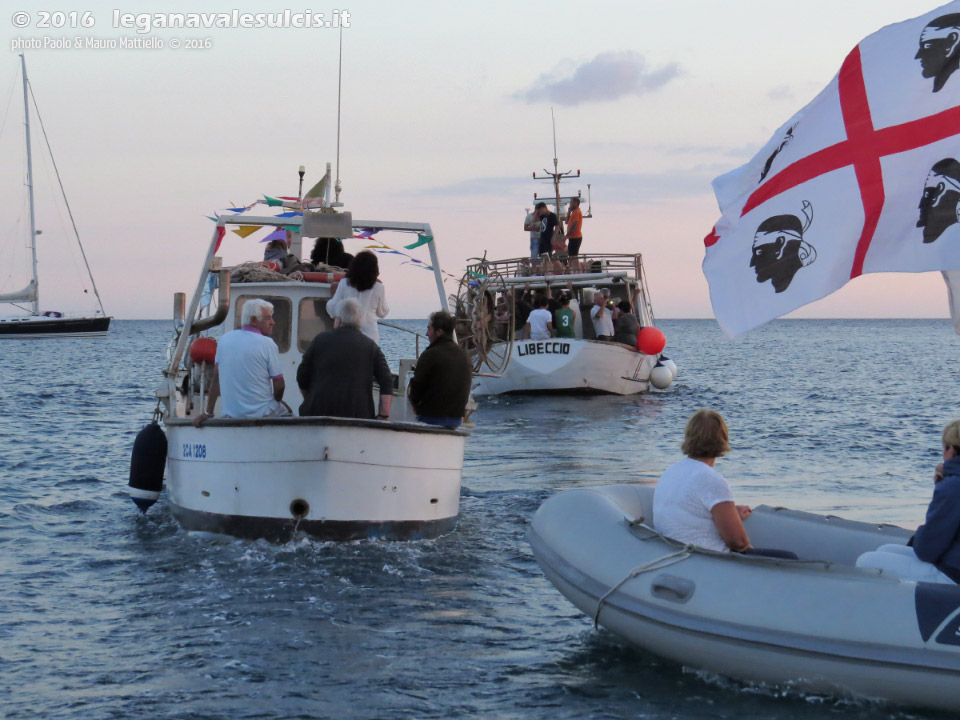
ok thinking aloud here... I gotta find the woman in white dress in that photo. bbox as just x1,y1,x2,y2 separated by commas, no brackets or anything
326,250,389,344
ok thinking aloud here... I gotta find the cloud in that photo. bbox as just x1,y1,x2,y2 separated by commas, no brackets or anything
514,51,682,106
767,84,794,101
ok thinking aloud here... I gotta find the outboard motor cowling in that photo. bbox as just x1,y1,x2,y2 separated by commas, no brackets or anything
129,422,167,513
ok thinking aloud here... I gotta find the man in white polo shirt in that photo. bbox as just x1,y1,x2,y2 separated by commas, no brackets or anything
194,298,291,425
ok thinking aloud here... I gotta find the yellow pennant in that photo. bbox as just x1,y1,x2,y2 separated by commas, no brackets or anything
231,226,261,238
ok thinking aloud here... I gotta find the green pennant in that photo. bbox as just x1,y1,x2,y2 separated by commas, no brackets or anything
467,270,487,279
403,233,433,250
284,225,299,232
206,216,218,222
264,196,283,207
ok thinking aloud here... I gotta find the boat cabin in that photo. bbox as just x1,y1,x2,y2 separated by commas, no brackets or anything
163,211,445,425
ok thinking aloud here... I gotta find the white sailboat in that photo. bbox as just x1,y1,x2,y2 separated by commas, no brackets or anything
0,54,110,338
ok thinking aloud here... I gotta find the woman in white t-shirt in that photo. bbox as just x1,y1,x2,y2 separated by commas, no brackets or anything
653,409,752,553
326,250,389,344
524,294,554,340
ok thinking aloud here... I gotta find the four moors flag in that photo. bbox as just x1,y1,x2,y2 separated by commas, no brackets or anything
704,2,960,337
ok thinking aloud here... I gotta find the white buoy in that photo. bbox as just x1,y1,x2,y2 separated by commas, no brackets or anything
650,362,673,389
659,356,678,380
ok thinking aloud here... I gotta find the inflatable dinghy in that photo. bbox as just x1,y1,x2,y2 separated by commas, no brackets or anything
528,484,960,711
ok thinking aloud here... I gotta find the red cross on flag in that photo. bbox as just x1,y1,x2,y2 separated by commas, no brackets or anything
704,2,960,337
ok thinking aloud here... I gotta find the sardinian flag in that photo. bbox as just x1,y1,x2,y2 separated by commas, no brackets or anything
704,2,960,337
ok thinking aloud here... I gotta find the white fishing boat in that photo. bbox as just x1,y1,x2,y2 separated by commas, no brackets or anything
129,166,467,542
453,150,676,395
459,254,674,395
529,484,960,712
0,54,110,338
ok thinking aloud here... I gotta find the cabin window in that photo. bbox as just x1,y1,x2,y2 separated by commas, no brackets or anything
234,295,291,353
298,298,333,351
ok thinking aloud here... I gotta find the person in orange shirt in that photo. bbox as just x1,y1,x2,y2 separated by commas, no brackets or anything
565,197,583,272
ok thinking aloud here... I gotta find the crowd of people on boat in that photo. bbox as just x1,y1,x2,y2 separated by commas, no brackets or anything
193,249,473,431
654,409,960,583
507,286,641,347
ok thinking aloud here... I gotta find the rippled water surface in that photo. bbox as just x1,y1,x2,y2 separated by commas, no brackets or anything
2,319,959,719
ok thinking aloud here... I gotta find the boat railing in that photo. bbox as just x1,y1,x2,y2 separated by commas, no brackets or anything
465,252,645,284
378,319,427,357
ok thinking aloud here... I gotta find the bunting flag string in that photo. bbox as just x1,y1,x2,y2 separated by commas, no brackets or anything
207,199,469,283
404,233,433,250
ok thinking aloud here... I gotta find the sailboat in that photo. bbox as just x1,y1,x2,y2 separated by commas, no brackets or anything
0,54,109,338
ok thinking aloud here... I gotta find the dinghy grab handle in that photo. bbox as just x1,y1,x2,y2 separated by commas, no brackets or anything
593,547,692,629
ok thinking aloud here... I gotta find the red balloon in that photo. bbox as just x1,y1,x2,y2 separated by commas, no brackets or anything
189,337,218,364
636,326,666,355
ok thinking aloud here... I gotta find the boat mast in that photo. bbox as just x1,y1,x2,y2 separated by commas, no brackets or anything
533,109,581,229
20,53,39,316
27,64,108,316
551,109,561,214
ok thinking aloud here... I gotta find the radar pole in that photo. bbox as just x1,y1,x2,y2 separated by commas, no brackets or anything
532,108,580,222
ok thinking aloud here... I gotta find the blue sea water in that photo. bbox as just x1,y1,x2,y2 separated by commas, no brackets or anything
1,318,959,719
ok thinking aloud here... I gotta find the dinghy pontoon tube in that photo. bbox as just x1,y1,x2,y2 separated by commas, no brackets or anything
528,483,960,711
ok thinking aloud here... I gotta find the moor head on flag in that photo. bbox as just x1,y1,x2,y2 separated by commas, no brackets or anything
918,158,960,243
750,202,817,294
917,14,960,92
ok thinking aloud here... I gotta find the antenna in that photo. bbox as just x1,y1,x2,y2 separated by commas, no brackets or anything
551,107,558,171
334,25,343,203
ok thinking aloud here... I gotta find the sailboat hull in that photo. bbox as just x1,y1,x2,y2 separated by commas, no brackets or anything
0,315,110,338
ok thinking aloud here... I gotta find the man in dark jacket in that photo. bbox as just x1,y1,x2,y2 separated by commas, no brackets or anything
408,311,472,428
297,298,393,419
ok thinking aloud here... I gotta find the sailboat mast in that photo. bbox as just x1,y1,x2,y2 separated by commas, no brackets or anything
28,81,108,316
20,53,39,316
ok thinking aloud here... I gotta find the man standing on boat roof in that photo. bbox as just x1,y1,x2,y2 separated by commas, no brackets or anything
524,209,541,259
565,197,583,272
534,201,560,258
193,299,291,426
408,311,472,428
296,298,393,420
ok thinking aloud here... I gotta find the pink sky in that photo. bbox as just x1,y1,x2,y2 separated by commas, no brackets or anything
0,0,952,321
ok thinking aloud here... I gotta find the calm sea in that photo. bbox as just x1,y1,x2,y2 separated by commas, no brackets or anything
2,318,958,719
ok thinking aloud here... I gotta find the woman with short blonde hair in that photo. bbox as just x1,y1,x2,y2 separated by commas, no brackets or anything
681,409,731,459
653,409,752,553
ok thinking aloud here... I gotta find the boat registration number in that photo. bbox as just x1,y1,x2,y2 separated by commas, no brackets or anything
182,443,207,459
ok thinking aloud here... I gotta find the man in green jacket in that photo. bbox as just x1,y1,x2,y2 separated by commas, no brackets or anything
408,311,473,428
